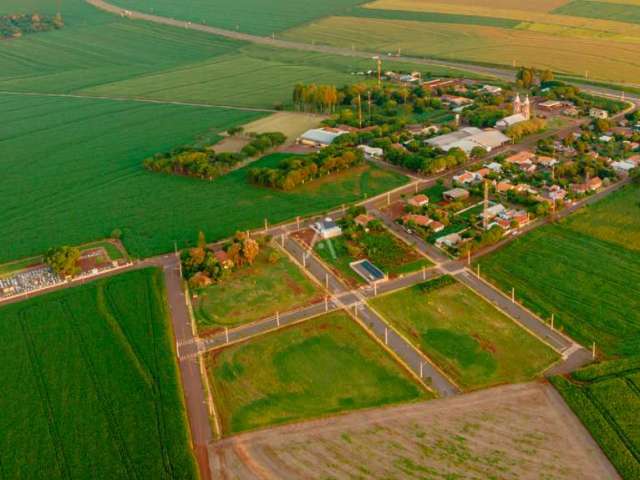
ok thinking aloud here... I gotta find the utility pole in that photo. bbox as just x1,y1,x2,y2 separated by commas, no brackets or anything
225,328,229,344
483,180,489,231
325,296,329,312
511,287,515,303
476,264,481,279
551,313,555,330
367,90,372,123
264,218,268,232
592,342,596,359
325,273,329,290
377,57,382,88
276,311,280,327
357,94,363,128
385,327,388,345
419,362,423,378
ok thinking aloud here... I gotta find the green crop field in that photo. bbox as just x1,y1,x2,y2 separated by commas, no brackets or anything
0,94,407,263
370,278,559,390
194,245,320,334
0,268,198,479
109,0,366,35
551,357,640,479
553,0,640,24
315,228,431,286
207,311,428,434
479,185,640,359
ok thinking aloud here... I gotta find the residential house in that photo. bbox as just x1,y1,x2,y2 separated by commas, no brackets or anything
453,171,481,185
485,162,502,173
481,85,502,95
590,108,609,120
612,160,636,175
436,233,462,248
312,218,342,239
441,95,473,107
402,214,432,228
587,177,603,191
355,214,375,227
481,204,506,221
408,194,429,208
535,155,558,168
358,145,383,160
495,180,513,193
443,188,470,201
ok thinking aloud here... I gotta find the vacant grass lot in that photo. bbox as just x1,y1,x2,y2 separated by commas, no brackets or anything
315,229,431,286
370,278,559,390
207,311,427,434
341,6,520,27
0,94,407,263
0,268,197,479
109,0,366,35
194,245,320,333
479,186,640,358
552,357,640,479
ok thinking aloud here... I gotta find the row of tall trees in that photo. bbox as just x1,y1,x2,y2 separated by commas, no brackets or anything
1,13,63,39
144,132,286,180
516,66,554,89
292,84,339,113
248,146,364,190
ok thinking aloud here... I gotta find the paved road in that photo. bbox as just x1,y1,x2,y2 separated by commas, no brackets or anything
149,255,213,480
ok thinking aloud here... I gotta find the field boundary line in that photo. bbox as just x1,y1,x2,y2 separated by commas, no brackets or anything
0,90,276,113
364,300,461,393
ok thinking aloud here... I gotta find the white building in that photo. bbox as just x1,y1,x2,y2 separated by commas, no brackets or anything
612,160,636,174
298,128,348,148
590,108,609,120
426,127,510,155
481,85,503,95
358,145,383,160
312,218,342,239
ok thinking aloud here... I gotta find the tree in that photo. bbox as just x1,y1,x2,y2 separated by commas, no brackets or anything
110,228,122,240
44,246,81,277
197,230,207,249
242,237,260,265
631,168,640,184
540,69,554,83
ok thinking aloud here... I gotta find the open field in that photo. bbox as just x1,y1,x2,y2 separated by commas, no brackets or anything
193,245,320,334
0,93,407,263
212,382,618,479
554,0,640,24
552,357,640,478
315,229,431,286
109,0,366,35
479,186,640,359
370,278,559,390
283,16,640,83
0,268,198,479
207,311,427,435
242,111,327,142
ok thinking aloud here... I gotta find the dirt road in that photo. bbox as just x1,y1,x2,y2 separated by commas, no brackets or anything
211,382,620,479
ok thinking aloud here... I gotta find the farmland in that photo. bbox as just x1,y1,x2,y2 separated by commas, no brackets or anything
109,0,366,35
479,185,640,358
193,245,320,334
212,382,619,479
207,311,427,435
0,93,407,263
554,0,640,24
552,357,640,479
0,268,198,479
282,0,640,83
370,278,559,390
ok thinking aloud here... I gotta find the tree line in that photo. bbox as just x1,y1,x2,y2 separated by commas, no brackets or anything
248,145,364,191
292,84,339,113
1,13,63,39
144,132,286,180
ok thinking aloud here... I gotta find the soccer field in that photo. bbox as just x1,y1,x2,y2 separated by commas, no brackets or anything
0,268,198,479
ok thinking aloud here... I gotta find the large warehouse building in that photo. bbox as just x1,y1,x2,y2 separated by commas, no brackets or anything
427,127,510,154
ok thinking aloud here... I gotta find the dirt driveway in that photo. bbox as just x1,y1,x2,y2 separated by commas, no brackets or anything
211,382,619,479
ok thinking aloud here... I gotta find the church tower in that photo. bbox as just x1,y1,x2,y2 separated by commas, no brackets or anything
513,93,522,115
523,95,531,119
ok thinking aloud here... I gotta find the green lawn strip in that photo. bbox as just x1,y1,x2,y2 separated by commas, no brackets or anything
478,221,640,359
314,228,431,284
553,0,640,25
193,245,320,333
207,311,429,435
369,278,559,390
572,356,640,383
0,256,42,278
0,268,198,478
343,6,520,29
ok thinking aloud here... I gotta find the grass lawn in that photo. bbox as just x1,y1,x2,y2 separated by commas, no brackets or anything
370,277,559,390
553,0,640,25
207,311,428,434
551,357,640,479
479,185,640,359
194,245,320,333
0,268,198,479
315,228,431,286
